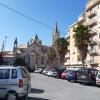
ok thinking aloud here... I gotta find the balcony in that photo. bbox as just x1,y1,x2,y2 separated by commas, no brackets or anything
90,41,97,46
89,30,97,36
64,62,70,66
78,13,85,23
86,0,100,11
86,19,97,27
90,49,98,56
65,54,70,58
88,11,96,18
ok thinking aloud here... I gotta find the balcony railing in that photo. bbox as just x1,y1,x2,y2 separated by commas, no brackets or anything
86,19,97,27
78,16,85,23
90,30,97,36
78,13,85,23
86,0,100,11
88,11,96,18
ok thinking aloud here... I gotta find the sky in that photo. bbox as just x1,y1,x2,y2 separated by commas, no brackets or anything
0,0,87,51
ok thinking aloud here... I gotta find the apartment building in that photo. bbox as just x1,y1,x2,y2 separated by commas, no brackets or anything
86,0,100,68
65,22,82,68
64,33,70,66
65,0,100,69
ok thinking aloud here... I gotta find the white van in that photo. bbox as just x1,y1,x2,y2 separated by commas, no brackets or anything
0,66,31,100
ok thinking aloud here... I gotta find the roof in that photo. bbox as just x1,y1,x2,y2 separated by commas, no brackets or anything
35,34,39,40
0,66,26,69
2,51,14,58
53,22,60,35
17,44,27,49
0,66,19,69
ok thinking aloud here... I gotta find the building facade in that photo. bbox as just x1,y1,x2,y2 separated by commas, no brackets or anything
85,0,100,68
15,34,49,69
65,0,100,69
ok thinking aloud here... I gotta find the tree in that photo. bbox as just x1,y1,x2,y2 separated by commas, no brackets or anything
73,25,91,67
47,47,56,68
13,57,26,66
0,52,3,65
56,37,69,67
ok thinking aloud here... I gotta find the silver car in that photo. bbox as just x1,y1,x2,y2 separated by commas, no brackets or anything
0,66,31,100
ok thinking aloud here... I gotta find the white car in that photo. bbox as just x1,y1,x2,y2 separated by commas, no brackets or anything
46,70,53,76
46,69,58,77
0,66,31,100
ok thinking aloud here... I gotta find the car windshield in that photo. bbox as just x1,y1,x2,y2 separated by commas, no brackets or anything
78,68,98,75
68,70,76,74
78,68,88,74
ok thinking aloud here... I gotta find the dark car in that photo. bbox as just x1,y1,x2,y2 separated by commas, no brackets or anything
27,66,35,72
77,67,98,85
66,70,77,82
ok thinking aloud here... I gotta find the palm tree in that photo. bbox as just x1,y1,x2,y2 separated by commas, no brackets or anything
56,37,69,67
73,25,91,67
47,47,56,68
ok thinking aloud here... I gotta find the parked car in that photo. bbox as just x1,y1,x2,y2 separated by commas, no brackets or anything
66,70,77,82
61,69,67,79
27,66,35,72
55,67,65,78
77,67,98,85
0,66,31,100
42,68,50,75
34,68,41,73
46,69,58,78
96,71,100,86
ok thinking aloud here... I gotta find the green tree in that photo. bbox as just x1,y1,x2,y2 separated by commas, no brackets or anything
56,37,69,67
47,47,56,67
14,57,26,66
73,25,91,67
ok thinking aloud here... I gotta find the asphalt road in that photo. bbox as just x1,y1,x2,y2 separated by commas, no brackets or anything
28,73,100,100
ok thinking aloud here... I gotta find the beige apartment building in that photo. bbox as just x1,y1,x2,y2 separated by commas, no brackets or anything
85,0,100,69
65,0,100,69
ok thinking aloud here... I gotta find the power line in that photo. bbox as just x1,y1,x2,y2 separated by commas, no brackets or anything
0,2,53,30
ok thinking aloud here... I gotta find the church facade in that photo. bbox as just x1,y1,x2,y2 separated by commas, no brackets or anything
12,23,60,69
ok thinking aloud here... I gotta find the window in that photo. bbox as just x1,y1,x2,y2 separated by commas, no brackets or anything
0,69,10,79
12,69,17,79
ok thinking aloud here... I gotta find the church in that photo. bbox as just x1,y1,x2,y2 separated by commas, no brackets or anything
2,23,60,69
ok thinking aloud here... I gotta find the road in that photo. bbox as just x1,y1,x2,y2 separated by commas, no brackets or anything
28,73,100,100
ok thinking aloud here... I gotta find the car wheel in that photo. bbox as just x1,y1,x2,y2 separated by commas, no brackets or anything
6,93,18,100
